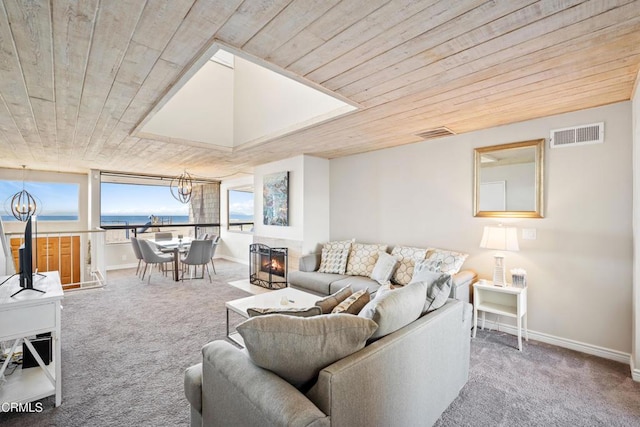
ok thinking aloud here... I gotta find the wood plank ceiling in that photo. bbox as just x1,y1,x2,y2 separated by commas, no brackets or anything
0,0,638,179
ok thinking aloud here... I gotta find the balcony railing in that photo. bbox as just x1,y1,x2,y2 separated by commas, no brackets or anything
4,229,106,291
100,223,221,244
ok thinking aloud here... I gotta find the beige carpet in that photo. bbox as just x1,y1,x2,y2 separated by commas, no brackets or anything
2,260,639,426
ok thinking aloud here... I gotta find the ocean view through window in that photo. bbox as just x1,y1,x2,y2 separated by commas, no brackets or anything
0,181,79,221
101,182,190,243
228,188,254,232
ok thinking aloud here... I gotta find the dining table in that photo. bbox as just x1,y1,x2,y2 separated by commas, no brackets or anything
151,237,192,281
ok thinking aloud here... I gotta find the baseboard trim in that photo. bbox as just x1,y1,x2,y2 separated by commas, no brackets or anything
631,356,640,382
480,318,631,365
218,255,249,265
106,263,139,271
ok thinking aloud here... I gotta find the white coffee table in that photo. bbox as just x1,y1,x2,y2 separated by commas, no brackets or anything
226,288,322,347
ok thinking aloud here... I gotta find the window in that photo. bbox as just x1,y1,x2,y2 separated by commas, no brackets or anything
100,182,189,227
0,181,79,221
228,188,254,232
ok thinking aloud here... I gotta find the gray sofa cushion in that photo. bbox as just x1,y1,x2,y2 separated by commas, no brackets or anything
288,270,349,295
237,314,377,389
329,276,381,295
358,281,427,339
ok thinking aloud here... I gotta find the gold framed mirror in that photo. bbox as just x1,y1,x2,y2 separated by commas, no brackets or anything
473,139,544,218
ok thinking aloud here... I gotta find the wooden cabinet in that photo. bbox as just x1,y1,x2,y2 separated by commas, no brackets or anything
10,236,81,285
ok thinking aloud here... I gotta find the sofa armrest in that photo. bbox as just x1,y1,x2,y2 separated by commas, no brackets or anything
299,253,322,272
450,269,477,303
201,341,329,427
184,363,203,413
306,300,469,426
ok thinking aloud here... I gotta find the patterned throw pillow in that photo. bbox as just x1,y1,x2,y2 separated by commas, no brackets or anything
369,252,399,285
318,248,349,274
247,306,322,318
412,258,443,279
315,285,353,314
331,289,370,314
346,243,388,276
323,239,354,252
390,246,428,285
425,248,468,275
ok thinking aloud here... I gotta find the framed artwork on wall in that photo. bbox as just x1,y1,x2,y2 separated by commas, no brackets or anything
263,171,289,226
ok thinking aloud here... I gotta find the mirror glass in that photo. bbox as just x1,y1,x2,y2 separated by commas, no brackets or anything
474,139,544,218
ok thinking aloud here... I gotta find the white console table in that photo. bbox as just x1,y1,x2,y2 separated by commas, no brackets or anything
0,271,63,406
473,281,528,351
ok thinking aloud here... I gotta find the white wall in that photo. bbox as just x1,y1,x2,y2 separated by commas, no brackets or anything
219,176,254,264
141,61,234,146
302,156,330,254
632,75,640,380
330,102,633,357
233,57,354,146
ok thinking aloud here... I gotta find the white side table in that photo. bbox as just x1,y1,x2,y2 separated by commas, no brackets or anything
0,271,63,406
473,281,528,351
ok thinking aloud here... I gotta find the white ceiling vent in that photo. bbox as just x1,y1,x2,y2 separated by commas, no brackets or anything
415,127,456,140
550,122,604,148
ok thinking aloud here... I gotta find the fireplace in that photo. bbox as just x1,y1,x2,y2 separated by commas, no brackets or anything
249,243,288,289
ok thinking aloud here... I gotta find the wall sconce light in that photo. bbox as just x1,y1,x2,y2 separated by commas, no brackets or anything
479,224,519,286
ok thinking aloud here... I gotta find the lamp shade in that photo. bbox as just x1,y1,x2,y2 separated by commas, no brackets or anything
479,226,519,251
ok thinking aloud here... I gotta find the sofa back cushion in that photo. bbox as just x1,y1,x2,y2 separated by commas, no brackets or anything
358,281,427,339
237,314,377,389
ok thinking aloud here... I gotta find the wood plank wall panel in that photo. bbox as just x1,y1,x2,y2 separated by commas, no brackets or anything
0,0,637,178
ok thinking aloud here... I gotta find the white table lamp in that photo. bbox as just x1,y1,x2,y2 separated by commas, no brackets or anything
480,225,519,286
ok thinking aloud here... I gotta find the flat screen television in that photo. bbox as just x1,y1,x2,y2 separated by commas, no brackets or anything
19,215,33,289
11,215,44,297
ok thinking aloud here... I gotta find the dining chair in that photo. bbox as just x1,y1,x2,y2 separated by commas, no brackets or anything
208,235,220,274
181,239,214,282
138,238,175,283
130,237,144,277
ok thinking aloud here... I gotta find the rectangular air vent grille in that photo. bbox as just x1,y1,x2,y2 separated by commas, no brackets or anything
415,127,456,140
550,122,603,148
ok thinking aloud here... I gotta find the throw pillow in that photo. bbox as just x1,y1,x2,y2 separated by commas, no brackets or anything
370,252,399,285
315,285,353,314
345,243,388,276
425,248,468,275
331,289,370,314
390,246,428,285
409,267,453,313
412,258,443,278
318,247,349,274
237,314,378,389
358,281,428,339
247,306,322,318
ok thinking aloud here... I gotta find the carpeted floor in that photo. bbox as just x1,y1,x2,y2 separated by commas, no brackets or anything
1,260,639,426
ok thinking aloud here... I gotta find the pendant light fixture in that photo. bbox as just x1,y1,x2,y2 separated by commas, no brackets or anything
11,165,38,221
170,170,193,204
